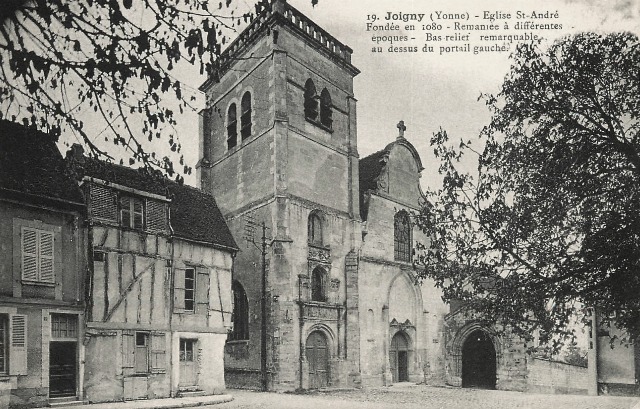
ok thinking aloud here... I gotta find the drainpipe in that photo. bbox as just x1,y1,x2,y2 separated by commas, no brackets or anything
299,301,305,390
168,206,175,397
261,222,268,392
588,307,598,396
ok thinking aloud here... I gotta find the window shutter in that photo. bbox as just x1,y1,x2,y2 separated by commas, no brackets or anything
90,184,118,221
121,331,135,368
9,314,27,375
174,269,185,311
39,231,54,283
146,200,166,232
196,268,210,315
150,332,166,373
21,228,38,281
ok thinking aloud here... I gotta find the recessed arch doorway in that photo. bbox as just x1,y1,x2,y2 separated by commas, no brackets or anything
461,329,496,389
390,331,410,382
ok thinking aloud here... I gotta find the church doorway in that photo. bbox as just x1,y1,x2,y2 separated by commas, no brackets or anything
306,331,329,389
390,331,409,382
461,329,496,389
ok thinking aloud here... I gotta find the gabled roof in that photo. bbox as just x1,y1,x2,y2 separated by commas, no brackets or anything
73,153,237,251
167,182,237,250
358,137,425,221
0,120,84,208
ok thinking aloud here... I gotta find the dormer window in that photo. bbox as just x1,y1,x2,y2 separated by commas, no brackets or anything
120,196,144,229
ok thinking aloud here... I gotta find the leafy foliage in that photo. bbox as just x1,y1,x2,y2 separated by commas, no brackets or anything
416,32,640,348
0,0,265,180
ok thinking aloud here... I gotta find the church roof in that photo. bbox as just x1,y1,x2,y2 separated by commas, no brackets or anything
0,120,84,209
358,149,387,221
74,154,238,251
358,135,425,221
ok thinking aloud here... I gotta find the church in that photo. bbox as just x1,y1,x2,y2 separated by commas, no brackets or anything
196,0,619,395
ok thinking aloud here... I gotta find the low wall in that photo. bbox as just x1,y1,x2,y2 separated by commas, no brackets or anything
527,357,589,395
224,368,262,390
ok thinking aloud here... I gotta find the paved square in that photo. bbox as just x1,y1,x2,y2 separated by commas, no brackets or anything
212,384,640,409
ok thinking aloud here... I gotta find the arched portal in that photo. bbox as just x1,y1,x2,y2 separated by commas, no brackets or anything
305,331,329,388
461,329,496,389
390,331,410,382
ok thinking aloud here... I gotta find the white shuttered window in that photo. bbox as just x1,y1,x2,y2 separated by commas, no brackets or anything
21,227,54,283
9,314,27,375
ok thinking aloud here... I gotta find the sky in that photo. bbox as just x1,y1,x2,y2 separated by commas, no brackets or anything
53,0,640,189
286,0,640,189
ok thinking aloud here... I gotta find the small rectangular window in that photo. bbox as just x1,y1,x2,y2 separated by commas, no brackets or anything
184,268,195,312
51,314,77,339
179,339,196,362
93,250,106,262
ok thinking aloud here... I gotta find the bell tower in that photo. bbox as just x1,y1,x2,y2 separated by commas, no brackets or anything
198,0,361,391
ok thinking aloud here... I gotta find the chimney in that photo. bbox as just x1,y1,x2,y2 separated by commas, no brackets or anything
68,143,85,164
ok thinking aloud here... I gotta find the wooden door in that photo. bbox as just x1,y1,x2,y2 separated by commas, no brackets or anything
398,351,408,381
305,331,329,389
390,331,409,383
179,339,198,388
49,342,76,397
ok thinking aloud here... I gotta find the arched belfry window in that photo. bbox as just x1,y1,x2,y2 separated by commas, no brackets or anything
227,103,237,150
304,79,318,121
394,211,411,262
241,92,252,140
308,211,323,246
320,88,332,129
229,280,249,341
311,266,327,302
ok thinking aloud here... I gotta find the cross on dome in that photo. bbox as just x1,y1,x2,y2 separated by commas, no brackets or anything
397,120,406,139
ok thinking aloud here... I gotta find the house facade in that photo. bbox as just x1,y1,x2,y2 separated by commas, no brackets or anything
0,120,87,407
67,146,237,403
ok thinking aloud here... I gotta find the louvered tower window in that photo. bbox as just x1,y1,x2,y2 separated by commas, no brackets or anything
241,92,252,140
320,88,332,129
304,79,318,121
227,103,238,149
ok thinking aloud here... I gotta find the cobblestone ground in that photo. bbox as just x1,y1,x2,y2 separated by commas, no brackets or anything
209,384,640,409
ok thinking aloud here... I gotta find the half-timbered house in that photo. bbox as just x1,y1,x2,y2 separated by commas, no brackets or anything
67,146,237,403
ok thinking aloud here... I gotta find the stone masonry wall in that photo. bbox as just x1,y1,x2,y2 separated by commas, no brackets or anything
527,358,589,395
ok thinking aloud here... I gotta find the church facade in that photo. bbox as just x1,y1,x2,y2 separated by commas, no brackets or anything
197,0,597,394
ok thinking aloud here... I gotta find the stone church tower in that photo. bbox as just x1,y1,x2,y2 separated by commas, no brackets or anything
197,0,362,390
